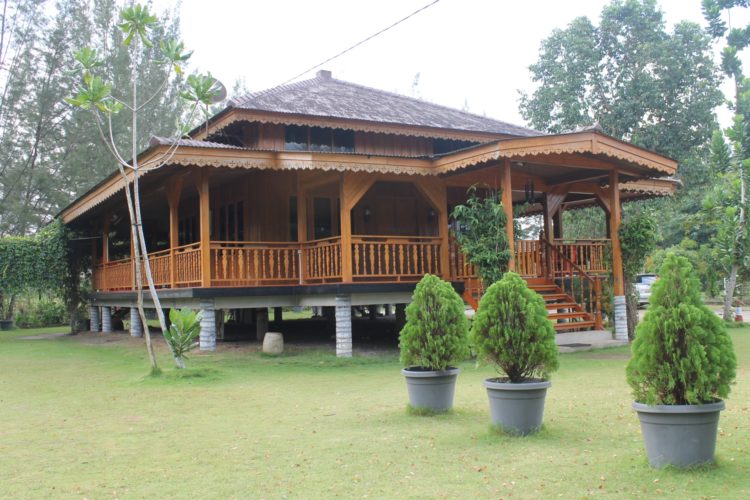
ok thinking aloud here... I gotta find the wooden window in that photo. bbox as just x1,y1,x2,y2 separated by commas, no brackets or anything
284,125,354,153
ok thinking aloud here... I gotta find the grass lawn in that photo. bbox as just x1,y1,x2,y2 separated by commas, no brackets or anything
0,326,748,498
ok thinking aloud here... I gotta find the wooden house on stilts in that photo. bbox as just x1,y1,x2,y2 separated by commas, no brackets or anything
59,70,678,355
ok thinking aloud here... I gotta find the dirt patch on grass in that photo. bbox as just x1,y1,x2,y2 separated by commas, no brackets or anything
578,351,631,361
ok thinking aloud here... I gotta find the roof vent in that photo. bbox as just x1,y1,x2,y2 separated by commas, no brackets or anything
316,70,332,80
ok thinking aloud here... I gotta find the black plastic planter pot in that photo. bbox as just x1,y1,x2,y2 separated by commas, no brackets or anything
402,367,460,412
484,379,551,435
632,400,725,468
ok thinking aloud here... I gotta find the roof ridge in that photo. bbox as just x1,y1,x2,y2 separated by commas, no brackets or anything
229,76,324,107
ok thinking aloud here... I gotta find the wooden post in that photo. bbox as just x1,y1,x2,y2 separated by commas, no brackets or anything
197,170,211,288
166,177,183,289
297,174,308,283
542,194,552,278
553,208,564,240
501,160,515,271
609,170,624,296
594,278,603,330
414,177,450,279
339,174,353,282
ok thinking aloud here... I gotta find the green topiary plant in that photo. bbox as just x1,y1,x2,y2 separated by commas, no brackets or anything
471,272,559,382
399,274,470,371
626,254,736,405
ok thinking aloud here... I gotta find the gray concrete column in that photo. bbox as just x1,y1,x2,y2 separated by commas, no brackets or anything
199,300,216,351
613,295,628,341
89,305,100,332
101,307,113,333
335,295,352,358
255,308,269,341
129,307,143,337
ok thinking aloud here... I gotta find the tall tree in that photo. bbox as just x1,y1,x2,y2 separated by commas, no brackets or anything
520,0,723,162
702,0,750,320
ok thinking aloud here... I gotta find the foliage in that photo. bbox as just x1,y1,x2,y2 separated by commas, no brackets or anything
14,294,67,328
0,1,187,236
471,272,559,382
451,187,511,287
164,308,201,364
620,210,658,281
520,0,722,161
648,239,723,297
399,274,469,371
627,254,736,405
0,220,69,320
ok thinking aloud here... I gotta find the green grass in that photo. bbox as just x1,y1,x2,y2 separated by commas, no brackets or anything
1,326,748,498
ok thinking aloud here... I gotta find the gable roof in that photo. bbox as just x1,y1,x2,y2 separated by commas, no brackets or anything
228,70,541,138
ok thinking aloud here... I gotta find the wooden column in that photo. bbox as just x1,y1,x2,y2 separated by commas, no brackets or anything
609,170,624,296
297,175,308,283
553,208,564,239
542,195,552,278
166,177,183,289
197,170,211,288
501,160,515,271
102,215,111,264
339,174,353,282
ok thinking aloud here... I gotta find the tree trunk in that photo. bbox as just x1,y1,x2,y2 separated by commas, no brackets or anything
723,263,738,321
625,280,639,341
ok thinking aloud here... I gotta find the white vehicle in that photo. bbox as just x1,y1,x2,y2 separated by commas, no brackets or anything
635,274,658,307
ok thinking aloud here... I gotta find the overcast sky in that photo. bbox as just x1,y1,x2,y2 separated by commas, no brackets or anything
154,0,750,128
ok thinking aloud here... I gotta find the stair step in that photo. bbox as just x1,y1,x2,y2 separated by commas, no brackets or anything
555,320,596,331
545,302,580,310
549,311,591,320
542,293,569,301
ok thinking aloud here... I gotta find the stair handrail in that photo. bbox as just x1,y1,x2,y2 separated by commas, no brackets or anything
542,239,603,330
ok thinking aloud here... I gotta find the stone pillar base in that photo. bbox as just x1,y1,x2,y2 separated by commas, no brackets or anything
614,295,628,341
130,307,143,337
101,307,112,333
89,305,100,332
199,300,216,351
335,295,352,358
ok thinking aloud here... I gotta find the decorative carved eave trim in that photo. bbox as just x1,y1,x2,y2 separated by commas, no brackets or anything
620,178,679,195
192,108,512,143
434,132,677,176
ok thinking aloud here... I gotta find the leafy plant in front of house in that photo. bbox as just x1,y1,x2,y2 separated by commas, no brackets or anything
451,186,511,287
164,308,202,364
627,254,736,405
619,209,658,339
399,274,469,371
472,272,558,382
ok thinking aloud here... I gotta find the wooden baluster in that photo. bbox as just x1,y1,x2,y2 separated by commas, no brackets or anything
411,244,418,275
398,245,404,275
368,244,374,276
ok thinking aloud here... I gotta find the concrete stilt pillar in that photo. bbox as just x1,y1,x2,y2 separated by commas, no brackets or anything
89,305,100,332
101,307,113,333
386,304,395,317
613,295,628,341
255,308,268,341
199,300,216,351
129,307,143,337
335,295,352,358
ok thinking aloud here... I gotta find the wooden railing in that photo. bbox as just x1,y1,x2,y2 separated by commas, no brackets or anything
302,237,342,283
515,240,544,277
448,234,476,280
172,243,202,287
143,249,171,288
543,240,604,330
94,257,133,291
352,235,442,281
552,239,609,274
210,241,300,287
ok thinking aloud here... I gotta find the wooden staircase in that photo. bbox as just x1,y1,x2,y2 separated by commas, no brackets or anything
462,277,597,333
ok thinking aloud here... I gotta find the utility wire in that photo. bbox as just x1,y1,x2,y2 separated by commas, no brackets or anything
278,0,441,87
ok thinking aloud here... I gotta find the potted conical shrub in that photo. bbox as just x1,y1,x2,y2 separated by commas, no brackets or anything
471,272,559,435
400,274,469,413
627,254,736,468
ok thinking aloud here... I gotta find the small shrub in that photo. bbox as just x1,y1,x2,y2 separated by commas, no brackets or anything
164,308,201,365
399,274,469,371
14,295,68,327
471,272,558,382
626,254,736,405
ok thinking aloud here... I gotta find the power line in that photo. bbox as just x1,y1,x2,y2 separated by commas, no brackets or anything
278,0,441,87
